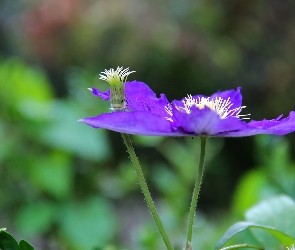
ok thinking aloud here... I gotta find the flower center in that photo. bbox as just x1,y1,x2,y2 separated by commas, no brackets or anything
99,66,135,111
166,95,250,120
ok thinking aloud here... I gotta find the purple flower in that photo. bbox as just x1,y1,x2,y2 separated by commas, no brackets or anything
79,68,295,137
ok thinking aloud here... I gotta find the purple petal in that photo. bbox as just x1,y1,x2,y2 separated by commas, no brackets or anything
221,111,295,137
171,105,248,136
90,87,110,100
209,87,243,110
79,111,176,136
91,81,169,116
249,111,295,135
124,81,169,116
83,84,295,138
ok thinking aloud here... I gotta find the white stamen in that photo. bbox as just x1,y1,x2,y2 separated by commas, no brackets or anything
165,94,250,121
99,66,135,83
165,103,173,116
165,104,174,121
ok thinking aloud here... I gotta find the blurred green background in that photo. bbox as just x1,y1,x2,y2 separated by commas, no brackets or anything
1,0,295,249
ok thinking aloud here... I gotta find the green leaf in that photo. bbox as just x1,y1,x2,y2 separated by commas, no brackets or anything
0,230,34,250
19,240,34,250
39,101,111,161
29,151,72,199
133,135,164,147
0,230,19,250
0,58,53,112
245,195,295,249
15,202,56,238
215,221,295,250
231,169,279,216
60,196,117,250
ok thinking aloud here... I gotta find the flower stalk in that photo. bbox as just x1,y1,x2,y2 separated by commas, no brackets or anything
186,136,207,249
80,66,295,249
219,244,264,250
96,67,173,249
121,133,174,250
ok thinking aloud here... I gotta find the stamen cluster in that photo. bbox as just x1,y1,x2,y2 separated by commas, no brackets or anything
99,66,135,84
166,95,250,121
99,66,135,111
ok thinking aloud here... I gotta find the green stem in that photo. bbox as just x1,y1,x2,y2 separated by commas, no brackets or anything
121,133,174,250
186,136,207,249
219,244,264,250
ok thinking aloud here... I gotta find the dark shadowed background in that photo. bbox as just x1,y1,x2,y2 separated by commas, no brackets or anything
1,0,295,249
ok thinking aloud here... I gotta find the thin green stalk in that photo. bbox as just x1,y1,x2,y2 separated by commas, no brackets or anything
186,136,207,249
220,244,264,250
121,133,174,250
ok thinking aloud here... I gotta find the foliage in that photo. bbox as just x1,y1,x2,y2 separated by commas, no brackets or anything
217,196,295,250
1,0,295,249
0,228,33,250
